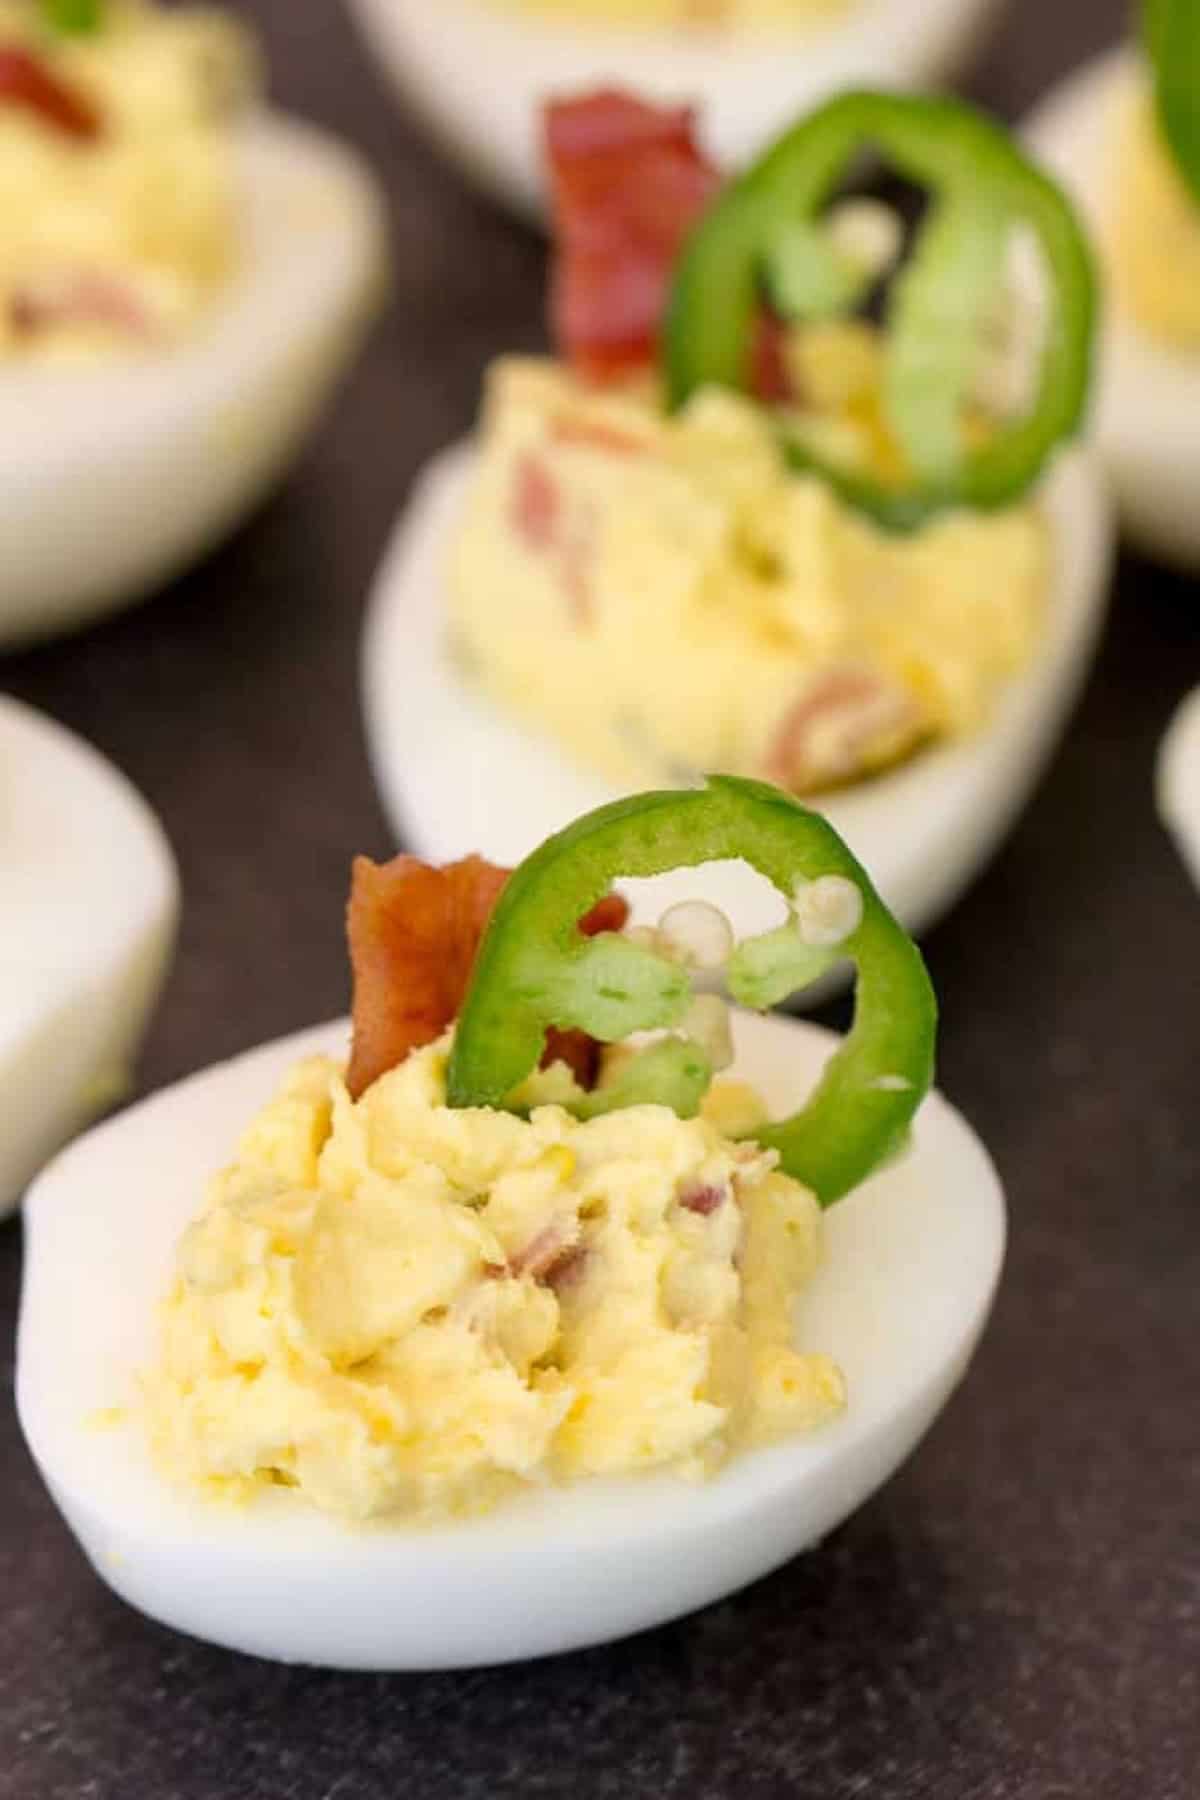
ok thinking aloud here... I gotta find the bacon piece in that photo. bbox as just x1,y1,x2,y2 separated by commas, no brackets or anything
765,668,924,796
10,271,155,342
750,311,795,406
546,90,721,383
550,415,651,456
0,47,102,141
509,1224,571,1280
346,854,630,1100
678,1182,727,1217
509,1226,588,1291
510,453,561,551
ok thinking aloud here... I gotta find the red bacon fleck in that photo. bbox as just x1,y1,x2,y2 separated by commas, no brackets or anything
550,415,650,457
11,271,154,342
509,1225,568,1279
510,453,561,550
545,89,721,383
765,668,923,796
510,1226,588,1291
346,853,629,1100
750,311,795,406
679,1182,727,1217
0,47,102,141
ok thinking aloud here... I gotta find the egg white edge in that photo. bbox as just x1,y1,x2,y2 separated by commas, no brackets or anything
18,1007,1005,1670
0,109,389,645
0,695,180,1214
1157,687,1200,891
346,0,1005,220
1026,46,1200,569
360,439,1113,946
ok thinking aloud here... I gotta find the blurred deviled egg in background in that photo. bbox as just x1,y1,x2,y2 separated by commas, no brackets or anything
344,0,1005,219
0,0,387,646
1027,0,1200,567
363,88,1114,943
0,694,178,1217
1158,687,1200,891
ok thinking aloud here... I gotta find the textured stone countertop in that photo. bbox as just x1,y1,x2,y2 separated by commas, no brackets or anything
2,0,1196,1794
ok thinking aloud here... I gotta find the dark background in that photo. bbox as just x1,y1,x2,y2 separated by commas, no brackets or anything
3,0,1198,1794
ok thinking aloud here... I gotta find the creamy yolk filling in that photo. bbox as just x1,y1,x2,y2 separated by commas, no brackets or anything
1109,83,1200,349
145,1036,844,1522
0,0,254,359
449,335,1048,797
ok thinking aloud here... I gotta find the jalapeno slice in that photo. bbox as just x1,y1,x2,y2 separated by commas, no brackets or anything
664,90,1096,533
446,777,936,1207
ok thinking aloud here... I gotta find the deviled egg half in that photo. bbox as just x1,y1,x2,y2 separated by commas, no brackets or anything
1027,5,1200,567
1158,687,1200,891
364,88,1114,944
345,0,1003,220
19,783,1004,1669
0,694,178,1216
0,0,388,646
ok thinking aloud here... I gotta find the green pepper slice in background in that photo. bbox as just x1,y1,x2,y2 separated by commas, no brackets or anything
664,90,1096,534
1145,0,1200,206
447,777,937,1208
39,0,103,32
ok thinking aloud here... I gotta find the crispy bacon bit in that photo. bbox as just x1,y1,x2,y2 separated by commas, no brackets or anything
679,1182,727,1217
346,854,508,1100
545,90,721,383
550,415,650,457
751,311,795,406
0,47,102,141
509,1226,588,1291
765,667,924,796
509,1224,571,1280
346,854,630,1100
508,452,599,629
578,893,628,936
544,1244,588,1292
510,453,561,551
10,272,154,342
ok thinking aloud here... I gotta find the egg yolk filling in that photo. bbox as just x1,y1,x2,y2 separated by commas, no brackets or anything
450,342,1048,797
0,0,254,358
144,1036,844,1521
1109,84,1200,349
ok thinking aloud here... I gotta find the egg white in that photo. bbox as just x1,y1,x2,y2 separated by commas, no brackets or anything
0,696,178,1216
1027,49,1200,569
1157,687,1200,891
360,442,1112,945
17,1007,1003,1670
0,114,387,648
345,0,1003,221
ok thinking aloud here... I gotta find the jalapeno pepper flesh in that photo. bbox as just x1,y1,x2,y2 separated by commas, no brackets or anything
1145,0,1200,207
39,0,103,33
663,90,1096,534
446,776,936,1207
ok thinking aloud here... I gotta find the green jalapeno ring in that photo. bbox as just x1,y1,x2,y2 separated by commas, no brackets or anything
663,89,1097,534
446,776,937,1208
39,0,103,33
1144,0,1200,207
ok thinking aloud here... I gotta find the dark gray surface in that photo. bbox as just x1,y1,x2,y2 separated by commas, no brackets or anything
3,1,1198,1795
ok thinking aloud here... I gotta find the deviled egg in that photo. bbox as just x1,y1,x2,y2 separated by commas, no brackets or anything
0,0,388,646
18,782,1004,1669
1027,8,1200,567
363,89,1114,942
345,0,1003,219
0,693,178,1215
1158,687,1200,890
